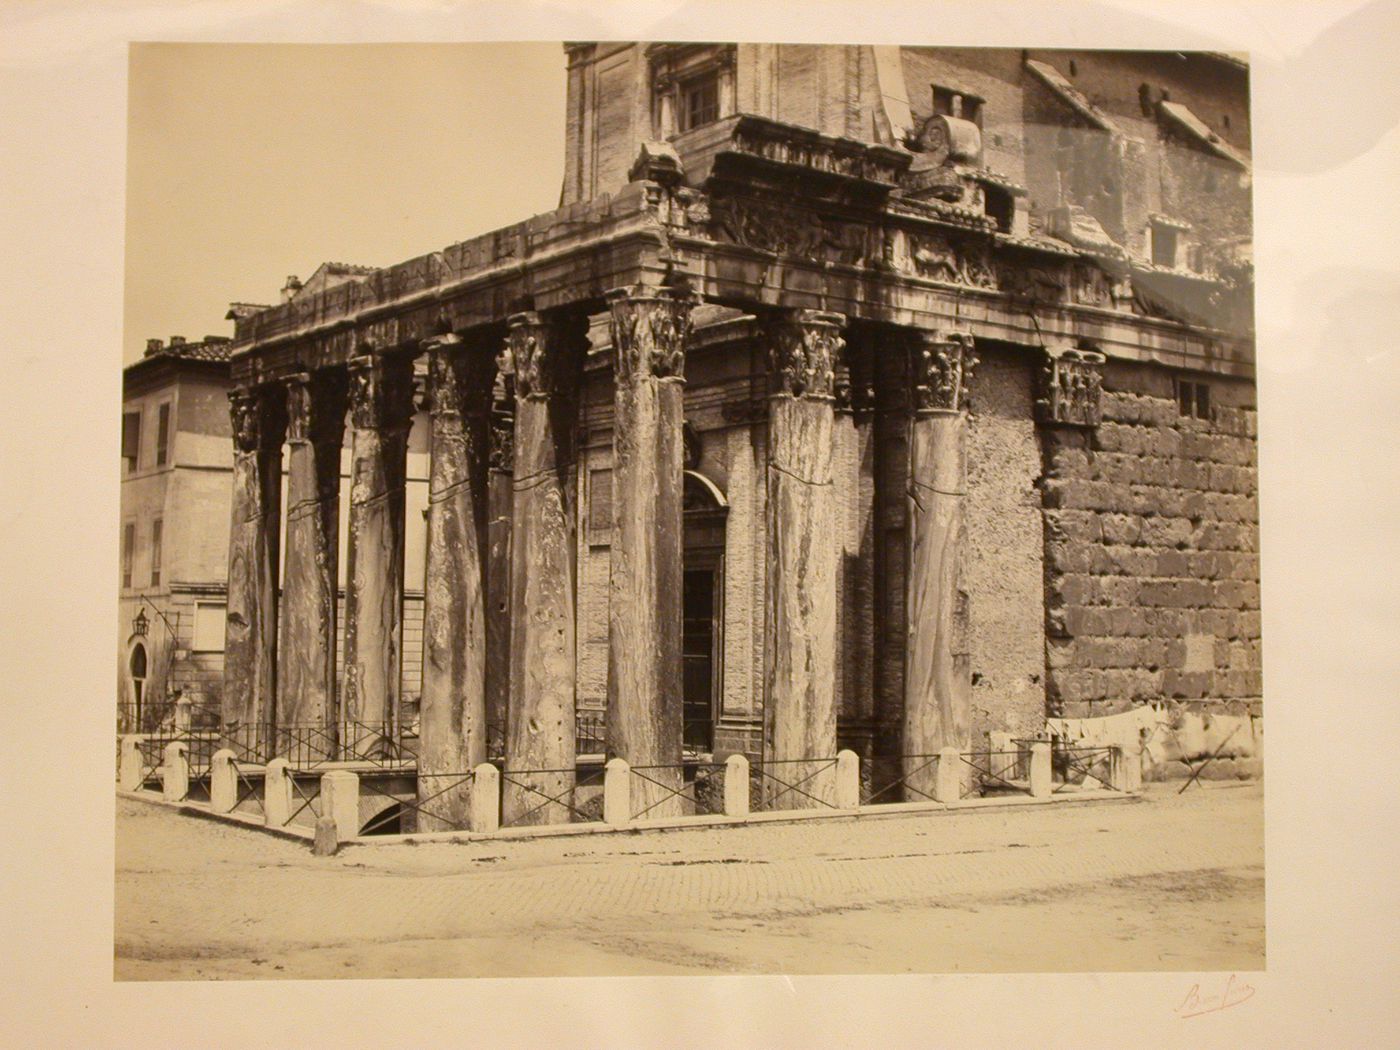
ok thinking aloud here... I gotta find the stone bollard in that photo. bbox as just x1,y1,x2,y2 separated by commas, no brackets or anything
934,746,962,803
118,736,143,792
1029,741,1052,798
263,758,293,827
209,749,237,813
603,757,631,827
312,815,339,856
835,749,861,809
162,740,189,802
320,769,360,842
470,762,500,834
723,754,750,817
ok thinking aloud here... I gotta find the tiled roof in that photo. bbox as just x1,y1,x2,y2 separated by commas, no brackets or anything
141,337,233,363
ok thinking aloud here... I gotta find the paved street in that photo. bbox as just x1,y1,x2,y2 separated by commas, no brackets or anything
114,782,1263,979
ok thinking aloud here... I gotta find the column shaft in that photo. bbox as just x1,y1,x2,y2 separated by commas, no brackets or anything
418,339,494,830
278,370,347,757
342,354,414,756
503,312,583,826
903,332,976,799
486,373,515,756
223,387,284,754
764,310,843,808
606,287,695,819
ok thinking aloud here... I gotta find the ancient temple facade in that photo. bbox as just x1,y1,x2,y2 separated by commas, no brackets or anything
220,44,1259,823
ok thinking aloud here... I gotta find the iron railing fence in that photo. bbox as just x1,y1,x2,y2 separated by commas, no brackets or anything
626,760,730,821
498,767,601,828
1051,745,1117,793
959,749,1034,799
360,769,477,836
749,756,841,813
864,753,944,805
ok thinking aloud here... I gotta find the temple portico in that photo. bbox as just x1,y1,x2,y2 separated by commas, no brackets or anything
218,86,1255,827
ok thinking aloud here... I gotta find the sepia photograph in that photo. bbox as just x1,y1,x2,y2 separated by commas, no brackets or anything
5,0,1399,1042
113,39,1266,981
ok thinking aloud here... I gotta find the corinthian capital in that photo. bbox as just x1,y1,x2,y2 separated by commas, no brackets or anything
1037,346,1105,428
228,386,285,453
504,311,585,401
765,310,846,400
424,335,494,420
284,370,348,446
606,285,699,382
909,330,976,414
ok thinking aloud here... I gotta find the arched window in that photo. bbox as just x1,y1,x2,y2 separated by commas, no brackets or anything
129,643,148,727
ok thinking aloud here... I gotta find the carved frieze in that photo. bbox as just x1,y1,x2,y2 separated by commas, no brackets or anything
765,310,846,400
708,196,872,267
606,286,699,382
727,116,909,187
1036,347,1105,428
1071,261,1113,307
909,331,976,414
886,228,997,289
997,259,1069,303
347,354,416,432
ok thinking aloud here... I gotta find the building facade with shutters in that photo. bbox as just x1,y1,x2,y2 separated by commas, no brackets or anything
212,44,1260,827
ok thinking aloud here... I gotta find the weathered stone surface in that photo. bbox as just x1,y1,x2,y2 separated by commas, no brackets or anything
605,287,696,819
418,337,495,831
903,332,975,800
223,386,284,743
342,353,415,751
278,370,347,753
502,312,585,827
764,310,842,808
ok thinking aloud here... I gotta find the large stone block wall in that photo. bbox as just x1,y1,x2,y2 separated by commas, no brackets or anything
1039,361,1261,720
964,348,1047,743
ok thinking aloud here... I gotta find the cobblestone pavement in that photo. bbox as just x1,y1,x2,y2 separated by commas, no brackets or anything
114,781,1263,979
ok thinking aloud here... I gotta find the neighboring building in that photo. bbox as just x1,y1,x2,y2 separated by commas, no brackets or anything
118,335,237,731
118,325,435,733
212,43,1259,826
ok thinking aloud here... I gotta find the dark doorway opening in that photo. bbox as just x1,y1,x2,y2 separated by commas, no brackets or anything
682,568,717,752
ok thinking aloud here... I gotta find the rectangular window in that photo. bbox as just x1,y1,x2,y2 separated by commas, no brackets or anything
122,411,141,473
678,72,719,132
155,402,171,466
121,522,136,589
193,602,226,652
1176,378,1212,420
150,518,162,588
1152,226,1179,268
588,468,613,539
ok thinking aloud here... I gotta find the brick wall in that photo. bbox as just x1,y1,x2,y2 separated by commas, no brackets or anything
1039,361,1261,720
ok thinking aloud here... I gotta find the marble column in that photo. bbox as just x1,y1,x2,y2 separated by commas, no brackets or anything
417,335,495,830
223,386,285,755
605,286,697,820
502,311,584,826
832,337,878,765
486,363,515,759
763,310,844,808
278,369,347,757
341,353,415,758
903,331,976,799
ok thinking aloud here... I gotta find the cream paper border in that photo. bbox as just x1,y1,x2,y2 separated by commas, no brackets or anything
3,0,1398,1045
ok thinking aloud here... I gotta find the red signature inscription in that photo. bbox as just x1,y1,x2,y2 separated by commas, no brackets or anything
1175,973,1256,1018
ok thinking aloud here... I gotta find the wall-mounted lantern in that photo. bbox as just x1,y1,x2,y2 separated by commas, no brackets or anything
131,607,149,637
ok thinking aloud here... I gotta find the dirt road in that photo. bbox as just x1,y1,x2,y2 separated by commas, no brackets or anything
114,781,1263,979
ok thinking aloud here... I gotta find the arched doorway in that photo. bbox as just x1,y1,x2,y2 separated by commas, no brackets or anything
129,643,148,731
682,469,727,754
